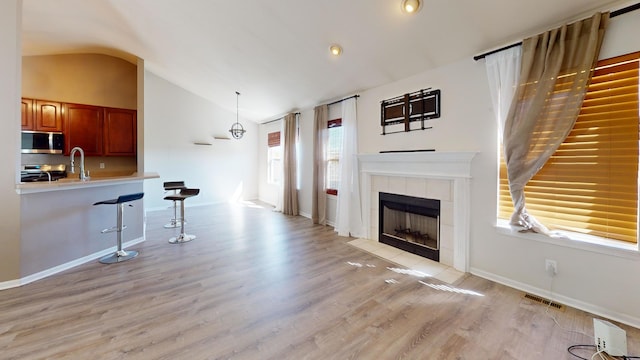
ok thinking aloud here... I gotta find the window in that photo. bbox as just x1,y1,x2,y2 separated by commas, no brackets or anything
499,52,640,243
326,118,343,195
267,131,282,185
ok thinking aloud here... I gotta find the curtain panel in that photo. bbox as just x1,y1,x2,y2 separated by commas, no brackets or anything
502,12,609,232
335,98,364,237
282,113,299,216
486,46,522,144
312,105,328,225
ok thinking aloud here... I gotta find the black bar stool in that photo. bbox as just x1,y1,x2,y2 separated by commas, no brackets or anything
93,192,144,264
163,181,186,228
165,188,200,244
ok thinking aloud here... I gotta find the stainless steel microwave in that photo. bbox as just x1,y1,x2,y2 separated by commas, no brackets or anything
21,131,64,154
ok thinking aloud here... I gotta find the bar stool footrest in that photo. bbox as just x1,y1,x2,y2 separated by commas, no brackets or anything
99,250,138,264
163,220,185,229
101,225,127,234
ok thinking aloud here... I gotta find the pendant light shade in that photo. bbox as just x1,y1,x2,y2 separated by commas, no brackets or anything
229,91,246,139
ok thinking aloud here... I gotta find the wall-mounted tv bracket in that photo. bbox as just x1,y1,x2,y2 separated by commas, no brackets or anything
380,88,440,135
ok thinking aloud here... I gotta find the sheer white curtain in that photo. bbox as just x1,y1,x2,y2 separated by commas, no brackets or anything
485,46,521,143
335,98,363,237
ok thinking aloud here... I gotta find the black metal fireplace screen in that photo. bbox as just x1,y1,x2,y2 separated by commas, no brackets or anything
379,192,440,261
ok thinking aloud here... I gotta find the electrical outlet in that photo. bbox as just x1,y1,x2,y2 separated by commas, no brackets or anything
99,162,105,169
545,259,557,276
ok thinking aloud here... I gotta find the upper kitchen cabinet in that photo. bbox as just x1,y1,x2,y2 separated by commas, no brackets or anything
104,108,137,156
64,103,104,156
21,98,63,132
21,98,34,130
35,100,63,132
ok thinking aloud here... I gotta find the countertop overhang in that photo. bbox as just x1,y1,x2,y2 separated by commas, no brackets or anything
16,172,160,194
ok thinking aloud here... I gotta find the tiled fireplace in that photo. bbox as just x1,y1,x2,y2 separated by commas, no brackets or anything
358,152,476,272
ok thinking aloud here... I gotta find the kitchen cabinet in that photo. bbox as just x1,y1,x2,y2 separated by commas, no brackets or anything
104,107,137,156
22,97,136,157
21,98,63,132
63,103,104,156
21,98,34,130
36,100,64,132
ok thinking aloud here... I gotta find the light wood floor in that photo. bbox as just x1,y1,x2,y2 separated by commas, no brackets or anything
1,202,638,359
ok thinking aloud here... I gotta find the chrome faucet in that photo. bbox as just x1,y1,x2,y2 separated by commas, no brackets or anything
70,146,89,181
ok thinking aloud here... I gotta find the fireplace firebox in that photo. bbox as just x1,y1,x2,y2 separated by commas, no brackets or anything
379,192,440,261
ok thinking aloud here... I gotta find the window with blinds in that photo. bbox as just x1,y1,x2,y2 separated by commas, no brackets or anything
327,118,343,195
499,51,640,243
267,131,282,185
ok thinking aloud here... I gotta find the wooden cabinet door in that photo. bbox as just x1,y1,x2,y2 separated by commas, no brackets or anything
64,103,103,156
104,108,137,156
21,98,34,130
35,100,63,132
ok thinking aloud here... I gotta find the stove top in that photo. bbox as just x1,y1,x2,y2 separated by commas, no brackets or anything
20,164,67,182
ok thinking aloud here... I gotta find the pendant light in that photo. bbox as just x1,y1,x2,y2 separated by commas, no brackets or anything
229,91,246,139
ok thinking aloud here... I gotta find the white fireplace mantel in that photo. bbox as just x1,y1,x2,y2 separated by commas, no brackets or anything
358,151,477,272
359,151,477,179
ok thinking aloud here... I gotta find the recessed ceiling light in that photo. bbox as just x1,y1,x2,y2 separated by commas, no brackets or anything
329,44,343,56
401,0,421,14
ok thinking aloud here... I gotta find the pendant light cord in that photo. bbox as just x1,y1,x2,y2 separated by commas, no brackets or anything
236,91,240,125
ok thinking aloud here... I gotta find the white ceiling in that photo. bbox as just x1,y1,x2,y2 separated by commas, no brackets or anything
21,0,632,123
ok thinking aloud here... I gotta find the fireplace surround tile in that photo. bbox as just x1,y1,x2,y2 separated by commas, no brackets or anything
406,177,428,198
426,179,452,201
371,175,388,193
441,200,454,226
388,176,407,195
440,224,454,266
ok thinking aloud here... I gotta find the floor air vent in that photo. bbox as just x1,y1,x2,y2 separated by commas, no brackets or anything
523,293,565,311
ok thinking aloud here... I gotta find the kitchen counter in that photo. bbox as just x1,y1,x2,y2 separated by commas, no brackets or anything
18,172,158,280
16,172,160,194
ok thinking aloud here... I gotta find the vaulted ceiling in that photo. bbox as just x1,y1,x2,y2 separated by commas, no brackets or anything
21,0,630,122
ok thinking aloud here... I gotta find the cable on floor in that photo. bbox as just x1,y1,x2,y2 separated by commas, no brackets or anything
567,344,640,360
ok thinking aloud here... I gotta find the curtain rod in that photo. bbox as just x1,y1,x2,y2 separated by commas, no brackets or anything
262,112,301,125
261,94,359,124
472,2,640,61
327,94,359,106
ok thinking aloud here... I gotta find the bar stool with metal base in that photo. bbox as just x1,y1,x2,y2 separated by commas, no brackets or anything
163,181,186,228
93,192,144,264
165,188,200,244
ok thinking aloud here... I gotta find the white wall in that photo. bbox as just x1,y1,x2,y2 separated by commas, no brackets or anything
0,0,21,282
354,10,640,327
142,71,258,210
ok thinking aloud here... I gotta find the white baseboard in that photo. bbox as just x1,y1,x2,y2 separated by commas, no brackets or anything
470,267,640,329
0,237,146,291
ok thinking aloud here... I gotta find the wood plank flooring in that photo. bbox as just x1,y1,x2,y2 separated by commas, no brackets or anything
0,202,638,359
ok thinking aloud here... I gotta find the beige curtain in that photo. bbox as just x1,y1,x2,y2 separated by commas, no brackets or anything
312,105,328,225
282,113,298,216
504,12,609,232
